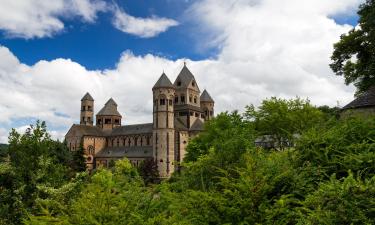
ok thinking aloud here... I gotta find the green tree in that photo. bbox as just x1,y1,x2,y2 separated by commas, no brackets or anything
71,143,86,172
138,159,159,184
0,121,75,224
245,97,323,149
330,0,375,94
185,111,255,163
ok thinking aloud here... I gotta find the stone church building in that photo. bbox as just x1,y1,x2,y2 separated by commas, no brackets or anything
65,64,215,177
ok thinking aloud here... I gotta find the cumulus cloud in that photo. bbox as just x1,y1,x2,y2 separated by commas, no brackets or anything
112,8,179,38
0,0,107,38
0,0,364,142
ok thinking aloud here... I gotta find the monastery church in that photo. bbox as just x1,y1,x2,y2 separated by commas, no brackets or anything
65,64,215,177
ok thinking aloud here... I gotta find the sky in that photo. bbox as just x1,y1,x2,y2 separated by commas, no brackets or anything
0,0,364,143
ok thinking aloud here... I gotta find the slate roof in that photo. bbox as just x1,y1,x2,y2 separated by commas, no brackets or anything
343,86,375,110
174,64,199,91
65,124,104,137
190,119,204,131
95,146,153,158
200,90,214,102
111,123,153,136
97,98,122,116
153,73,174,89
174,104,203,112
174,118,188,131
81,92,94,101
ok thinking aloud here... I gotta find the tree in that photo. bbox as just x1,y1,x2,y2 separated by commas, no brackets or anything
245,97,323,149
71,143,86,172
185,111,255,163
330,0,375,94
138,159,159,184
0,121,75,224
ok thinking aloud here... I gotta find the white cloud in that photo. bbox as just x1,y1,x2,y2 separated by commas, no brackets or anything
112,8,179,38
0,0,364,143
0,0,107,38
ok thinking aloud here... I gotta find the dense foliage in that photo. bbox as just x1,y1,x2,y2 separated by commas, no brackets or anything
330,0,375,94
1,100,374,224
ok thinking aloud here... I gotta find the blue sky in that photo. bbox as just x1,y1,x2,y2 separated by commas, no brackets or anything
0,0,220,70
0,0,363,142
0,0,357,71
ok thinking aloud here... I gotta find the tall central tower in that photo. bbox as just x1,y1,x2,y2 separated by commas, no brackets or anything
152,72,176,178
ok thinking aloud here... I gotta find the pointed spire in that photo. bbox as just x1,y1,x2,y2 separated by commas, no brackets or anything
81,92,94,101
96,98,121,116
174,63,197,89
153,72,174,89
200,89,214,102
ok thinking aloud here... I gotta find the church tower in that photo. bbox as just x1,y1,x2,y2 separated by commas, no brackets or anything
80,92,94,125
200,90,215,121
152,72,176,178
173,63,202,128
96,98,122,131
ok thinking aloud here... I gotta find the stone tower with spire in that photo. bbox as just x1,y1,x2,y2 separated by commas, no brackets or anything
80,92,94,125
200,90,215,121
66,63,215,178
152,72,176,178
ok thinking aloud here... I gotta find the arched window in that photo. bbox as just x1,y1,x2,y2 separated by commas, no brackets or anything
87,145,95,155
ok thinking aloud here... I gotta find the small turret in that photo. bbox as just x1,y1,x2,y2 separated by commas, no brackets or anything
200,89,214,121
96,98,122,130
80,92,94,125
152,72,176,178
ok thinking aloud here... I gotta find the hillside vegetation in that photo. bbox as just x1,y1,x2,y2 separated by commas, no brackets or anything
0,97,374,225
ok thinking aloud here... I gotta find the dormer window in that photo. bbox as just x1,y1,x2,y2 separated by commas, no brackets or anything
192,81,195,87
194,97,197,104
181,95,185,103
177,81,181,86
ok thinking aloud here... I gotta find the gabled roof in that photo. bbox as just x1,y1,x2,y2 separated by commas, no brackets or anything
174,64,199,91
97,98,122,117
153,73,174,89
200,90,214,102
190,119,204,131
175,118,188,131
111,123,153,136
65,124,104,138
81,92,94,101
343,86,375,110
96,146,153,158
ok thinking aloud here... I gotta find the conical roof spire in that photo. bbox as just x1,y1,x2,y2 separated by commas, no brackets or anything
153,72,174,89
174,64,195,88
96,98,121,116
200,89,214,102
81,92,94,101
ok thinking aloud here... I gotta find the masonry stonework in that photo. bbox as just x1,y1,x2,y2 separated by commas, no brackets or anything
65,64,215,177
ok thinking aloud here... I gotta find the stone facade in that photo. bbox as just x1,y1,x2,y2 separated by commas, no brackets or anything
65,64,215,177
